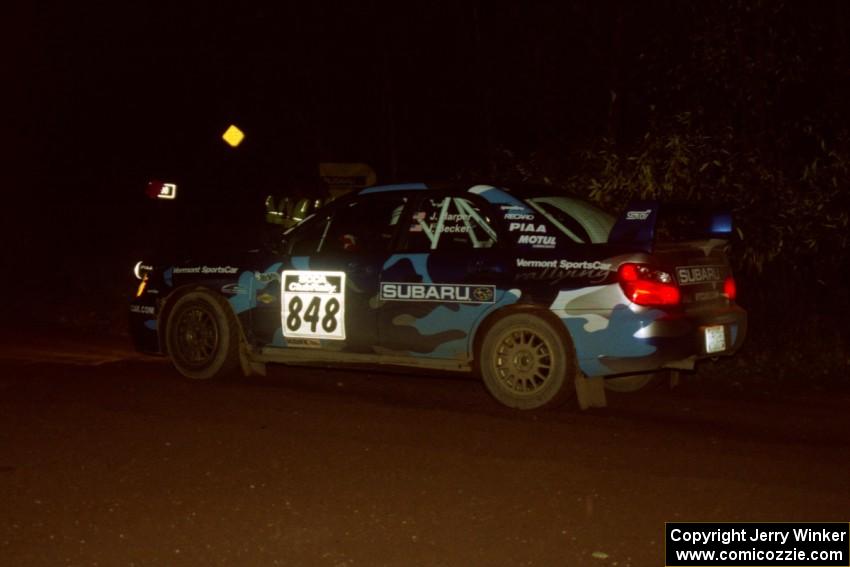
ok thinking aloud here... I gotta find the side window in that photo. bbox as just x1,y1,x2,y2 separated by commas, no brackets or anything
526,197,615,244
288,215,330,255
405,196,497,251
321,195,408,254
530,201,592,243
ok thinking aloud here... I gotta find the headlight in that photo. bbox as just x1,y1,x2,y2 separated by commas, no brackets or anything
133,261,152,280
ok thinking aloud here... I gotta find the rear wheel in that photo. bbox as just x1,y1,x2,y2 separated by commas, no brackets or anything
165,291,241,380
479,313,576,409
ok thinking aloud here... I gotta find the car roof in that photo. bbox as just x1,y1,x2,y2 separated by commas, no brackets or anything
358,182,429,195
357,182,514,196
357,182,578,199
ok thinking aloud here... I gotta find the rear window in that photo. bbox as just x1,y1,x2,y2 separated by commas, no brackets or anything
654,205,733,242
525,197,614,244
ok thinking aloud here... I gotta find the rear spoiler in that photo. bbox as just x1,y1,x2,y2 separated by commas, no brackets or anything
608,200,733,252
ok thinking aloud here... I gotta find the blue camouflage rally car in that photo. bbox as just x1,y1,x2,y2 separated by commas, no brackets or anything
129,183,747,409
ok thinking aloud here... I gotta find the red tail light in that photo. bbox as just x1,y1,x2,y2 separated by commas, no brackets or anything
618,263,681,306
723,276,737,300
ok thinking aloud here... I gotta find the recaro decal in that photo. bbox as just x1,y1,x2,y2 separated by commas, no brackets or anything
281,271,346,340
380,283,496,304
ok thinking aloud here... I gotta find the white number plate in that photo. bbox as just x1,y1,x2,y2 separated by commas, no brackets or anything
703,325,726,354
281,270,346,340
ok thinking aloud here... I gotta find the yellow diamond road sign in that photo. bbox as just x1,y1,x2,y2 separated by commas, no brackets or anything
222,124,245,148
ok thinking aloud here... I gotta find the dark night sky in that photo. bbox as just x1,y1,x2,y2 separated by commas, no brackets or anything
6,3,613,263
4,2,849,279
10,3,621,193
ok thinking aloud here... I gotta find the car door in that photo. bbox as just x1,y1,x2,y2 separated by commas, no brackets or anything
251,193,410,353
377,192,510,360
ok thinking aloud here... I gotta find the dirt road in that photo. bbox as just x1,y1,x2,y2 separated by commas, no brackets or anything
1,333,848,566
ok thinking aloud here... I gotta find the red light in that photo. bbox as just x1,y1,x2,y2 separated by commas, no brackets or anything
723,276,737,300
619,263,638,282
617,263,681,306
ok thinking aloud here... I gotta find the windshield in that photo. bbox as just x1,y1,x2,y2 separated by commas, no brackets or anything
524,196,614,244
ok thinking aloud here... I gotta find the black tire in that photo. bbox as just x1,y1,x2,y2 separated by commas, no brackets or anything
479,313,576,409
165,291,241,380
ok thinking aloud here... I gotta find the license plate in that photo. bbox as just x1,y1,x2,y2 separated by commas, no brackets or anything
703,325,726,354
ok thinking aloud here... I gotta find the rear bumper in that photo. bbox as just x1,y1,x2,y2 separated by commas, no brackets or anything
563,303,747,377
655,305,747,370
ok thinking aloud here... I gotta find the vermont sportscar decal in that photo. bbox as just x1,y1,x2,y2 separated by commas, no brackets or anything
281,270,346,340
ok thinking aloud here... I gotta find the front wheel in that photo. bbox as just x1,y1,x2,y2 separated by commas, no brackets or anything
479,313,577,410
165,291,241,380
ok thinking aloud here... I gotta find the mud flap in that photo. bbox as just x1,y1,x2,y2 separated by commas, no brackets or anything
575,375,607,409
239,342,267,377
